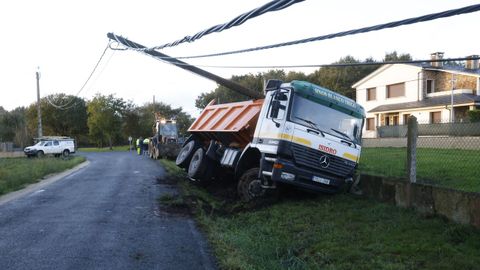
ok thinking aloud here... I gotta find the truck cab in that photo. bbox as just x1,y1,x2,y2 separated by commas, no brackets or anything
251,80,365,194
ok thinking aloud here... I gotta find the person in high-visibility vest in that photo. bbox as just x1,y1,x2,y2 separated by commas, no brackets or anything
143,137,150,156
136,138,142,155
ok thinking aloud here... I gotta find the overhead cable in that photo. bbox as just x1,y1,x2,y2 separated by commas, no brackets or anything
172,3,480,59
148,0,305,51
186,56,480,69
46,43,110,109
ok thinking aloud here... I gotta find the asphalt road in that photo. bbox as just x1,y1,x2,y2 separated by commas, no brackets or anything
0,152,217,270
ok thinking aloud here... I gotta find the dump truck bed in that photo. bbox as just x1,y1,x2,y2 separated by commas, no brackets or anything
189,99,264,147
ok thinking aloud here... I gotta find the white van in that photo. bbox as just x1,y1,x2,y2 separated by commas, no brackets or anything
24,137,76,157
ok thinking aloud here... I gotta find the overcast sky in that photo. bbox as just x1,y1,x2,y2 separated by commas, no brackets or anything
1,0,479,116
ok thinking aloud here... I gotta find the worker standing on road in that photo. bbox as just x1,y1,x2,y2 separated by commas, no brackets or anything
136,138,141,155
143,137,150,156
137,137,143,155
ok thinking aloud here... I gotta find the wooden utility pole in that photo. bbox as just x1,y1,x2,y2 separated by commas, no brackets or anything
36,67,43,138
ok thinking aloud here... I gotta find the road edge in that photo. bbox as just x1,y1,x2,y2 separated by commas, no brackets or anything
0,160,90,206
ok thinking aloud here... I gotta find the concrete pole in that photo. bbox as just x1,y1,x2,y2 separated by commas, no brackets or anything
406,115,418,183
36,68,43,138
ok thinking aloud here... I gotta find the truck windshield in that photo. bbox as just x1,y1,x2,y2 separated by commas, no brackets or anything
290,95,363,143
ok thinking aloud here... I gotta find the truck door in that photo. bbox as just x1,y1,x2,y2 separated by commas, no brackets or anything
254,89,291,151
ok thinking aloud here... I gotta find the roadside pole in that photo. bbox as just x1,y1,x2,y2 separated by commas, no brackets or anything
128,136,133,151
406,115,418,207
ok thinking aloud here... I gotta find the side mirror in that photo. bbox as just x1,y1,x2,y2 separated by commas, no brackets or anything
270,100,280,118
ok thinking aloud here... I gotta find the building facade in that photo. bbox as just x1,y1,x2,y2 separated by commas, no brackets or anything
353,53,480,138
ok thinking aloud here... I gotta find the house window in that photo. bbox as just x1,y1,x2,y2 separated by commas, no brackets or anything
386,83,405,98
430,111,442,123
366,87,376,101
366,118,375,130
403,114,410,125
426,79,434,94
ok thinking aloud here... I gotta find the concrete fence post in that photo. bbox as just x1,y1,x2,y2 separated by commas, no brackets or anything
407,116,418,183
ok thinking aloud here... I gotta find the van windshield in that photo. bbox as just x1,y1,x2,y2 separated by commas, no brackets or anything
290,95,363,144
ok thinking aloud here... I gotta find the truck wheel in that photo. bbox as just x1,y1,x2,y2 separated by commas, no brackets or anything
37,151,44,158
237,167,266,202
62,149,70,157
188,148,207,179
176,140,199,168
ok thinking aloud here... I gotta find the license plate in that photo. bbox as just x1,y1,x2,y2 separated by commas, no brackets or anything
312,176,330,185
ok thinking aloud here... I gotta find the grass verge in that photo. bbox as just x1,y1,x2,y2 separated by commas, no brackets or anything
78,145,130,152
159,158,480,270
0,156,86,196
359,147,480,192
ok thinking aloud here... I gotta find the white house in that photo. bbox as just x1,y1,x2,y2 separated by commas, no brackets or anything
353,53,480,138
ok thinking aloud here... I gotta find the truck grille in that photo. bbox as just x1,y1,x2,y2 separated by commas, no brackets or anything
290,143,356,177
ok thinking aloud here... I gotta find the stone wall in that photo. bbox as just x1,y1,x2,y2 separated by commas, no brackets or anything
359,174,480,228
423,70,477,93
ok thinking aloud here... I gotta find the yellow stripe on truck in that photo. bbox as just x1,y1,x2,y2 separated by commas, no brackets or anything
278,133,312,147
258,133,312,147
343,152,358,161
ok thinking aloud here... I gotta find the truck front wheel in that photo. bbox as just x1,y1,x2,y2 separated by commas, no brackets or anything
237,167,266,202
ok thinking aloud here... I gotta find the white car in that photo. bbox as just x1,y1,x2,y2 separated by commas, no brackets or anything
24,137,76,158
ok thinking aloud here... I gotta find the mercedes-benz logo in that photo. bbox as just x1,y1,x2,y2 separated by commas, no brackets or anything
319,155,330,168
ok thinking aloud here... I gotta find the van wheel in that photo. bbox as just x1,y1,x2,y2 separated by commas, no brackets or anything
62,149,70,157
176,139,199,168
188,148,207,179
37,151,44,158
237,168,267,202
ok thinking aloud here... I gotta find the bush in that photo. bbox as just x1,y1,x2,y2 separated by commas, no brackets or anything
468,109,480,122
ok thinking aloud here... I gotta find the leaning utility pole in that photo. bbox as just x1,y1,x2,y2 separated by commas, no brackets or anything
36,67,43,138
107,33,263,99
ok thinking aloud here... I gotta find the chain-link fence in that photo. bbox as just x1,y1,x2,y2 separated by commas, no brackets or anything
360,118,480,193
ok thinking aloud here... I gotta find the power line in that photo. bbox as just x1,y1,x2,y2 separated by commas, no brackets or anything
186,56,480,69
46,42,110,110
148,0,304,51
171,3,480,59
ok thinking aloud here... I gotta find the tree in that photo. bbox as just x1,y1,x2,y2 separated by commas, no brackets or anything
0,107,30,147
194,70,307,109
383,51,412,62
87,94,126,148
308,55,379,99
25,94,88,145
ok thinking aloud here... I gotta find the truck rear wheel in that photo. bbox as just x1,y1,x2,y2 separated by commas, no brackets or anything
62,149,70,157
188,148,207,179
237,167,267,202
176,139,199,168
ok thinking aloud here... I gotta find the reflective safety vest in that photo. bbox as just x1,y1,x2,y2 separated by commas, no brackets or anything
136,139,140,147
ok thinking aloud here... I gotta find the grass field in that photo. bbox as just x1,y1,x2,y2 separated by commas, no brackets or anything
359,147,480,192
78,145,130,152
159,159,480,270
0,156,86,196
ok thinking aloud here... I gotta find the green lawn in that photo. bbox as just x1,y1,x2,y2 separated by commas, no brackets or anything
158,159,480,270
0,156,86,196
78,145,130,152
359,147,480,192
